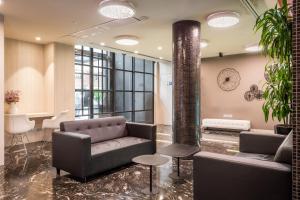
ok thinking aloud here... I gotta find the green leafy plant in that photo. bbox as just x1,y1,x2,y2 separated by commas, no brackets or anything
254,0,292,124
262,63,292,124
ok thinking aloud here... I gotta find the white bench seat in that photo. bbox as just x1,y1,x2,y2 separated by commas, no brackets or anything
202,118,251,131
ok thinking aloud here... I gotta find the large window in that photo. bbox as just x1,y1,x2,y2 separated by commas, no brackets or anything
75,45,155,123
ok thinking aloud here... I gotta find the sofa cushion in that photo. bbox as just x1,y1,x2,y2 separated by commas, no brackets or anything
60,116,127,143
274,131,293,164
235,152,274,161
91,136,151,157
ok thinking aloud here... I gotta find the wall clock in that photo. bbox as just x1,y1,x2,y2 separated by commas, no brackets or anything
217,68,241,91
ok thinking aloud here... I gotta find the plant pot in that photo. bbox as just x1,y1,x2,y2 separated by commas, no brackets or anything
8,103,18,114
274,124,292,135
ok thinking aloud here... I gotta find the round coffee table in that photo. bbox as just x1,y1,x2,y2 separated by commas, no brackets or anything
132,154,169,195
158,143,200,180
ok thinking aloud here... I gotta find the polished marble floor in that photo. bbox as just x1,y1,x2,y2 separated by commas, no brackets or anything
1,126,239,200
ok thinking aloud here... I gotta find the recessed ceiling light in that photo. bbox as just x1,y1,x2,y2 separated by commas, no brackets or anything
245,44,262,52
134,50,139,54
98,0,135,19
159,57,163,60
157,46,163,50
35,37,41,41
100,42,105,46
115,35,139,46
207,11,239,28
200,39,208,48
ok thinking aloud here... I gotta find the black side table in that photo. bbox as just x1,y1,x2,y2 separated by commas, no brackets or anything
132,154,169,195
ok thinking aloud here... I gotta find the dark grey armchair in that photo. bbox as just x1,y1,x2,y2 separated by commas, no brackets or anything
193,131,292,200
52,116,156,181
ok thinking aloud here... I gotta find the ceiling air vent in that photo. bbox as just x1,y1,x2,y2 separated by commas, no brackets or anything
240,0,259,18
68,16,149,39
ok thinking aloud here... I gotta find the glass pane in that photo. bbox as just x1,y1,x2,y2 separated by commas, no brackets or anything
135,111,145,123
103,76,107,90
118,112,132,121
83,91,90,108
145,111,153,123
75,55,82,64
134,92,144,110
125,72,132,91
75,92,82,109
135,58,144,72
93,92,99,109
93,67,98,75
75,65,81,73
93,76,99,90
125,92,132,111
145,60,153,73
83,56,90,65
145,74,153,91
83,74,90,89
75,74,82,89
135,73,144,91
115,53,123,69
125,55,132,71
93,58,99,67
115,70,124,90
103,92,112,113
115,92,124,112
83,109,89,115
103,59,108,68
83,66,90,74
145,92,153,110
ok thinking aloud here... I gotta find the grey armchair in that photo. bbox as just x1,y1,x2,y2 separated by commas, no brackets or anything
193,131,292,200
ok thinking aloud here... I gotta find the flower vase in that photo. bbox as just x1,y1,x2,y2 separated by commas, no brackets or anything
9,103,18,114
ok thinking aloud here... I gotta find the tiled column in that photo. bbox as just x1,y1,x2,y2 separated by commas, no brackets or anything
172,20,201,146
292,0,300,199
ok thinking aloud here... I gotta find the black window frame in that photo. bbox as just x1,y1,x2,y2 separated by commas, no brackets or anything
74,45,155,124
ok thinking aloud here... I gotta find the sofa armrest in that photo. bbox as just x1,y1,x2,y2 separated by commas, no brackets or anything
193,152,291,200
52,131,91,178
240,131,286,155
126,122,156,140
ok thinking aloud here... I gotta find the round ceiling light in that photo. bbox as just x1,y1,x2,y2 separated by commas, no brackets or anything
115,35,139,45
245,44,262,52
98,0,135,19
200,39,208,48
207,11,240,28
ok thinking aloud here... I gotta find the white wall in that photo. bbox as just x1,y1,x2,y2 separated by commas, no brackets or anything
4,40,75,146
154,61,172,125
0,15,5,165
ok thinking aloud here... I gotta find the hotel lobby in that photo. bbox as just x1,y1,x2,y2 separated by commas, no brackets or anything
0,0,299,199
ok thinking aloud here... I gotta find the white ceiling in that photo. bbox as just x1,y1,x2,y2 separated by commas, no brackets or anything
0,0,270,60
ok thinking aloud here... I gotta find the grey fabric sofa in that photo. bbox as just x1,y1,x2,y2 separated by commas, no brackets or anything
193,131,292,200
52,116,156,181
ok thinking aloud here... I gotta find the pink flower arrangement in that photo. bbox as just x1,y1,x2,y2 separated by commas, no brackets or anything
5,90,21,104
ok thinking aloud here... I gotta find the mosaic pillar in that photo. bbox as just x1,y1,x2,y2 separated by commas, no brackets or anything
292,0,300,199
172,20,201,146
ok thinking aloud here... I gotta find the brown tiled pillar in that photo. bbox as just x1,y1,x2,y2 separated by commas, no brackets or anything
172,20,201,146
292,0,300,199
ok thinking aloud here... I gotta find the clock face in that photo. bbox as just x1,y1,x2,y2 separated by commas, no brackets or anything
217,68,241,91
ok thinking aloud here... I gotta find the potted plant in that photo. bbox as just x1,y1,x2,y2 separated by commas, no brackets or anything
5,90,21,114
255,0,292,135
